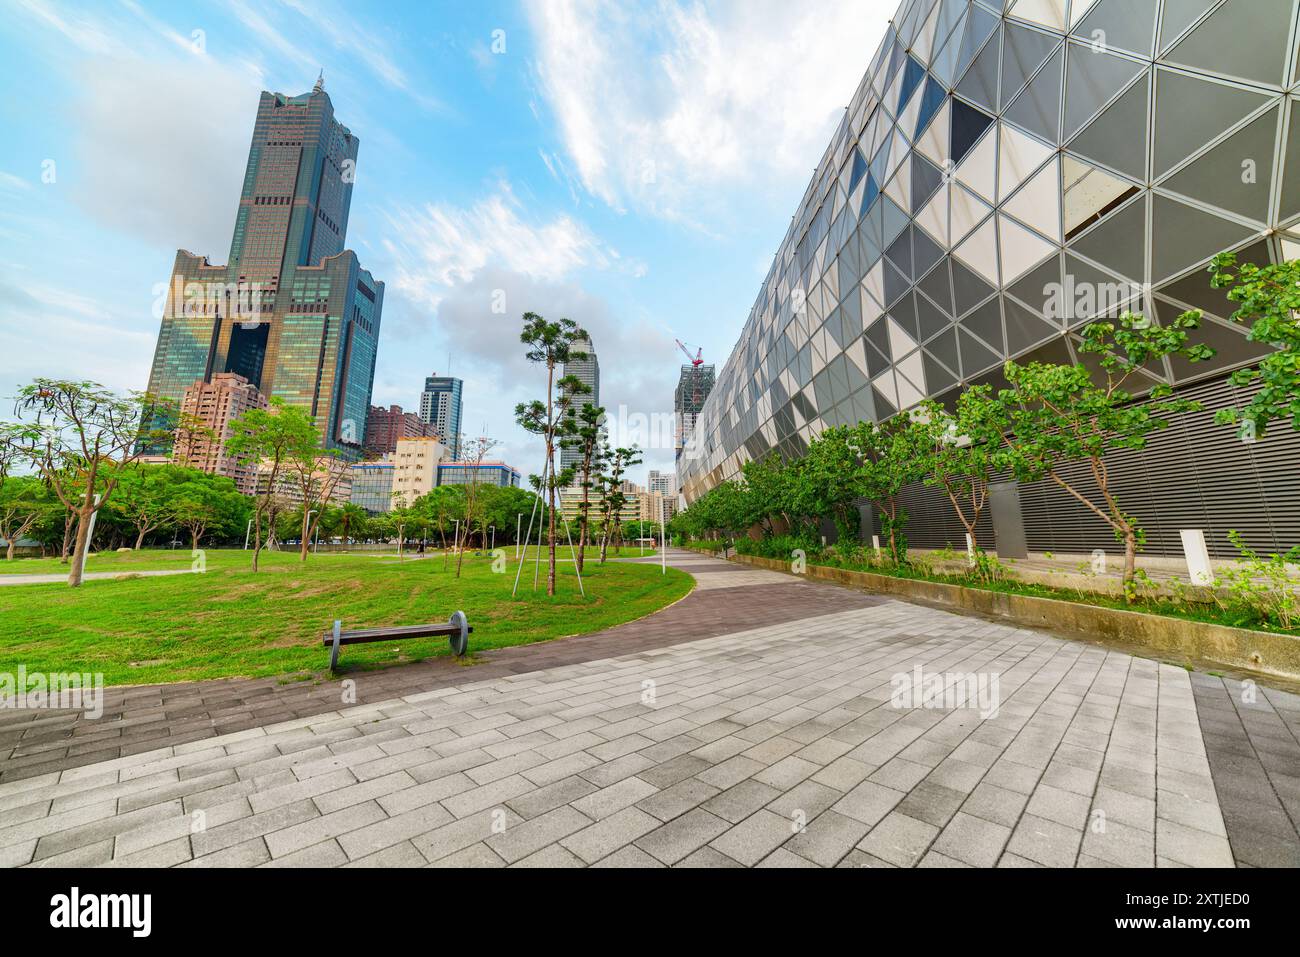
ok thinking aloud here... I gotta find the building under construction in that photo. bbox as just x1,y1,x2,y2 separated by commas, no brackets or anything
674,363,716,466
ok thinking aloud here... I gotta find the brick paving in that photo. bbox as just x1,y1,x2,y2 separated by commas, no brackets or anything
0,550,1296,867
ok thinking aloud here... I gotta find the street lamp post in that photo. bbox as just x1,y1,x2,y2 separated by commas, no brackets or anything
516,513,522,559
490,525,495,552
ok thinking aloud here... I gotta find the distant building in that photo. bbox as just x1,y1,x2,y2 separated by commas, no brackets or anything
391,436,449,507
419,375,463,459
558,485,639,528
639,490,676,525
256,456,352,507
173,372,268,494
350,460,394,514
437,462,521,488
560,336,601,472
364,404,436,457
646,470,674,496
674,363,715,464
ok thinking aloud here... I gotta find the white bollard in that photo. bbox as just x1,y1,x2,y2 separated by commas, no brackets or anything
1180,529,1213,585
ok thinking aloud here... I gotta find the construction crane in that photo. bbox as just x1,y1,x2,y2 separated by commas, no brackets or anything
675,339,703,368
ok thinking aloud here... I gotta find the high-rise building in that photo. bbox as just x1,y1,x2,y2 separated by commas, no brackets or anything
364,404,437,457
145,77,383,462
173,372,268,494
391,436,449,507
419,375,463,459
560,336,601,472
677,0,1300,558
647,470,674,496
674,363,716,464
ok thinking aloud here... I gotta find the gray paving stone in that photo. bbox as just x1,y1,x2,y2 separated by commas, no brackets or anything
785,810,871,867
635,808,731,865
859,811,941,867
486,805,593,864
561,807,663,864
709,809,794,866
929,811,1010,867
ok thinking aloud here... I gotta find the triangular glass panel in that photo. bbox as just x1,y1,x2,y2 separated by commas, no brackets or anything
1007,251,1064,321
1282,100,1300,222
1063,43,1146,140
911,153,945,211
918,256,955,316
1003,47,1063,143
1003,158,1062,242
928,326,962,377
1001,22,1060,109
923,351,960,392
960,297,1005,353
1149,194,1261,283
848,148,868,195
1066,192,1147,283
955,28,1002,113
886,225,914,279
1072,0,1159,57
1157,0,1217,55
1066,77,1149,181
958,325,1004,376
1152,68,1270,178
956,3,1001,80
1159,105,1279,224
1003,296,1060,355
952,256,996,317
950,99,996,165
1154,239,1269,319
916,288,952,340
1163,0,1294,87
915,77,947,138
897,55,926,112
912,223,945,278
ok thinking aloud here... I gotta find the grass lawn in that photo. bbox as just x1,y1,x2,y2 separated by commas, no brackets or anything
0,549,693,686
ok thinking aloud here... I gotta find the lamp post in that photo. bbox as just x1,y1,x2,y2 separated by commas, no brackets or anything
516,512,522,559
490,525,495,552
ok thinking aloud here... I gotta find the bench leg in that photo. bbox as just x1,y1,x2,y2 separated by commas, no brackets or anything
449,611,468,657
330,620,342,671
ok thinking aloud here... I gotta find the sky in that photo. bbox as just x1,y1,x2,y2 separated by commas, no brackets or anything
0,0,894,484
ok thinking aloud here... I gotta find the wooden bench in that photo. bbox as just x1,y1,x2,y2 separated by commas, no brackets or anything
323,611,471,670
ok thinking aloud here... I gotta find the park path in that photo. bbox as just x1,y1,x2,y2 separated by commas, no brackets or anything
0,568,199,587
0,551,1296,867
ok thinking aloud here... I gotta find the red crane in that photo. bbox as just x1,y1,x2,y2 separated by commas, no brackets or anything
675,339,703,367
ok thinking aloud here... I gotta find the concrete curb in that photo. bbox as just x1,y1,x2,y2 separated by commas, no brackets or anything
720,551,1300,681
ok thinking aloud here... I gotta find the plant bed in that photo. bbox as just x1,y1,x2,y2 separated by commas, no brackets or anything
703,547,1300,681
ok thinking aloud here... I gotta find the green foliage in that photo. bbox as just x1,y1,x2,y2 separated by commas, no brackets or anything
1211,530,1300,631
1208,251,1300,437
733,531,818,560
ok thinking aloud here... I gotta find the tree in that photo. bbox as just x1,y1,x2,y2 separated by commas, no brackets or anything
337,503,367,546
560,401,606,573
452,434,499,577
225,399,319,571
740,454,796,536
796,425,865,545
515,313,588,595
0,475,56,561
995,311,1213,596
170,471,246,550
109,464,176,550
1208,252,1300,437
596,445,642,562
1,380,184,586
285,441,348,561
845,418,923,564
913,387,1006,555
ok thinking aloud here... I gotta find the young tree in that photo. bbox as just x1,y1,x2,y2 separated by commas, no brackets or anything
1207,252,1300,437
109,464,176,550
560,401,606,573
337,502,367,546
1,380,184,586
740,454,795,536
225,399,318,571
846,418,924,564
596,445,642,562
452,434,500,577
996,311,1213,596
170,472,245,550
515,313,588,595
796,425,866,545
913,386,1006,555
286,443,348,561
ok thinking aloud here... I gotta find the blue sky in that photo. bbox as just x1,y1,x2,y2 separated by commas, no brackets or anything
0,0,892,480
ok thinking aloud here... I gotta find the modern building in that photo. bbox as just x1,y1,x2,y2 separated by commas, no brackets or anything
173,372,268,494
557,485,639,528
256,456,352,507
350,460,395,514
560,336,601,472
419,375,463,459
391,436,449,507
638,490,676,525
364,404,437,458
674,363,716,465
646,470,674,496
678,0,1300,558
144,77,383,462
436,462,521,488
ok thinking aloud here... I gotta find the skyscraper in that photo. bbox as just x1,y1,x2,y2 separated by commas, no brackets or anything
674,363,715,464
419,375,463,459
145,77,383,461
173,373,268,494
364,404,437,457
560,335,600,472
647,470,674,496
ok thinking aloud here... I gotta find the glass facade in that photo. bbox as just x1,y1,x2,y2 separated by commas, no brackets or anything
419,376,463,458
677,0,1300,556
437,463,521,488
144,81,382,462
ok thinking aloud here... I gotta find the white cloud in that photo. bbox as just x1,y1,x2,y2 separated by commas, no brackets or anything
526,0,893,221
382,181,644,305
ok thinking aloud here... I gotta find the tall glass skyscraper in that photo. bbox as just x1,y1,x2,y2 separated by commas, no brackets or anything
419,375,463,459
560,335,601,472
145,77,383,460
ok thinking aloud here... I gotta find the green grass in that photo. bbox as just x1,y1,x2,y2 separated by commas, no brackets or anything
0,549,693,686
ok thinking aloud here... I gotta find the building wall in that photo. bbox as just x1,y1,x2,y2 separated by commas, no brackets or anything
350,462,394,514
678,0,1300,558
436,463,521,488
560,336,601,471
364,404,437,457
391,437,448,506
174,372,268,494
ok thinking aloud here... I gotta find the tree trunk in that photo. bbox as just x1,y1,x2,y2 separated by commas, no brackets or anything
299,511,311,561
6,540,15,561
251,507,264,573
61,514,75,563
134,527,148,550
1122,529,1138,601
67,502,95,587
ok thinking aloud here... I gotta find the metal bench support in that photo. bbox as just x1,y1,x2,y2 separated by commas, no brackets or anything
330,619,342,671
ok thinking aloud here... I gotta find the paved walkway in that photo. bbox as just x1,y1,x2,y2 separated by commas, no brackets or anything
1,551,1297,868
